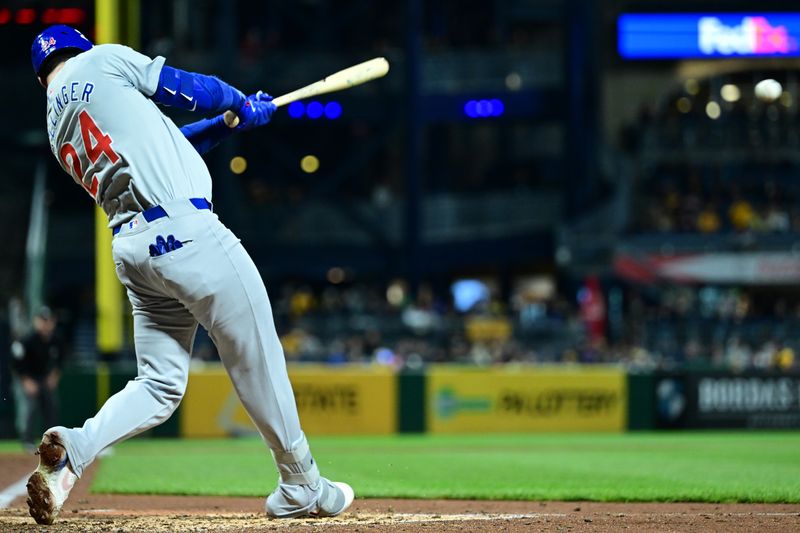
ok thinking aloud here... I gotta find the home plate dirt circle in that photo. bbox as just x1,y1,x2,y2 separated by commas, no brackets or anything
1,456,799,532
2,500,800,532
0,509,553,532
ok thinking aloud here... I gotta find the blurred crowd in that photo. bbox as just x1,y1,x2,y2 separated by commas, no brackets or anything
621,285,798,372
194,282,557,368
623,76,800,154
622,75,800,235
5,279,798,375
187,281,798,374
636,164,798,234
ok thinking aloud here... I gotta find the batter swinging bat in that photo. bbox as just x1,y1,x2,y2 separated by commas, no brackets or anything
224,57,390,128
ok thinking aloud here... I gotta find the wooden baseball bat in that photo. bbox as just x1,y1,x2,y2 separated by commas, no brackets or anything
223,57,390,128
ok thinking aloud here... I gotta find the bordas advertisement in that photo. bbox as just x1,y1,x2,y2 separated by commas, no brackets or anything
656,373,800,428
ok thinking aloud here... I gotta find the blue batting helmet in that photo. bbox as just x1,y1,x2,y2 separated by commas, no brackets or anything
31,25,93,77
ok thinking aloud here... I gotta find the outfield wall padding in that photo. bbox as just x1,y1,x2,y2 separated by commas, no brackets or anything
426,366,628,433
398,371,426,433
57,368,99,429
180,365,397,437
626,372,657,430
653,371,800,429
50,365,798,436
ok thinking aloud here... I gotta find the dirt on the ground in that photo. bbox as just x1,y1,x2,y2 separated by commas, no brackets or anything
1,453,798,532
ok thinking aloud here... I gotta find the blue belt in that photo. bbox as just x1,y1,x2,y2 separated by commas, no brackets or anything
112,198,212,236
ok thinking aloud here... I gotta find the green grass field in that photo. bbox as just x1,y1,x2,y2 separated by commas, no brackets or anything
58,432,798,503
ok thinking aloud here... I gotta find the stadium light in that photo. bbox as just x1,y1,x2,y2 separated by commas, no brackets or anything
288,101,342,120
229,156,247,175
306,101,324,119
300,155,320,173
706,101,721,119
721,84,741,102
464,99,505,119
324,101,342,119
287,101,305,119
0,7,87,25
15,8,36,24
489,99,505,116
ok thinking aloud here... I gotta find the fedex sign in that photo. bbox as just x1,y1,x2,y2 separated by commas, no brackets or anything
699,16,797,55
619,13,800,59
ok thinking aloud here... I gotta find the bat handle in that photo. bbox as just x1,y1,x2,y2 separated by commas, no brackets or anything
224,99,284,128
223,110,239,129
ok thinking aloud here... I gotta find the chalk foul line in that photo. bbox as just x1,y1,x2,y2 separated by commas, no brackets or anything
0,475,29,509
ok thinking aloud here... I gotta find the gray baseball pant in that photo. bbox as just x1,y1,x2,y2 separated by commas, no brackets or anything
49,199,320,492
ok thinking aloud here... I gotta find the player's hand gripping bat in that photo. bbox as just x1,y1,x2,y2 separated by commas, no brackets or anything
223,57,390,128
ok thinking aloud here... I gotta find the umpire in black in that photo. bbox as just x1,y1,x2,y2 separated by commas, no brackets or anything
11,306,65,449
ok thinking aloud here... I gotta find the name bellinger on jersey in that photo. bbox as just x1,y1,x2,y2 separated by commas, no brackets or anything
47,81,94,142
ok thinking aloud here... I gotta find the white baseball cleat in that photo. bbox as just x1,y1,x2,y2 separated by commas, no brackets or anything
266,478,355,518
310,481,354,518
25,432,78,525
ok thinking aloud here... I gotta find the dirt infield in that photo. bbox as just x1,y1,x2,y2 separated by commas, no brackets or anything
2,454,799,532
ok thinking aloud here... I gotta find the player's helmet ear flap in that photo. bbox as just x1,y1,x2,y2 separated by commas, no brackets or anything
31,25,93,78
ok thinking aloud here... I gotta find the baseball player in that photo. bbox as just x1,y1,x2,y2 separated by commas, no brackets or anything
26,25,353,525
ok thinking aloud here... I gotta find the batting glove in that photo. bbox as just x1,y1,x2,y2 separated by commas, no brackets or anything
235,91,276,130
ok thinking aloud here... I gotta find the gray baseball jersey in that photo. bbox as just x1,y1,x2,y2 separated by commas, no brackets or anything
46,44,212,227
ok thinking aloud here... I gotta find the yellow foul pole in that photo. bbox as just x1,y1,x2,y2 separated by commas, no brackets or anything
94,0,140,358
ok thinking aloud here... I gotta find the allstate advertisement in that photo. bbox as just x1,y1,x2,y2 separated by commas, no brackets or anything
427,366,627,433
619,13,800,59
181,365,397,437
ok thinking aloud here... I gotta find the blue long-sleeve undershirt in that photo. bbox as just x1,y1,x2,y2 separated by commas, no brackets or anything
151,65,245,154
152,65,245,114
179,114,233,155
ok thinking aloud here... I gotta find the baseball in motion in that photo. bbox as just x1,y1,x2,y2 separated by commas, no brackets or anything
754,78,782,103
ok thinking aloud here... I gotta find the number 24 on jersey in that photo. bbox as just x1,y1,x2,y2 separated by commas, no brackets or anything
59,110,120,199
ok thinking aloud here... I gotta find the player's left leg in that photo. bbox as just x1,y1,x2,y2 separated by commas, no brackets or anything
26,230,198,525
51,292,197,477
27,296,196,524
150,210,353,517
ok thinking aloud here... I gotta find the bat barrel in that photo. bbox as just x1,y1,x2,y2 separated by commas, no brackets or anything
225,57,390,126
272,57,389,108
